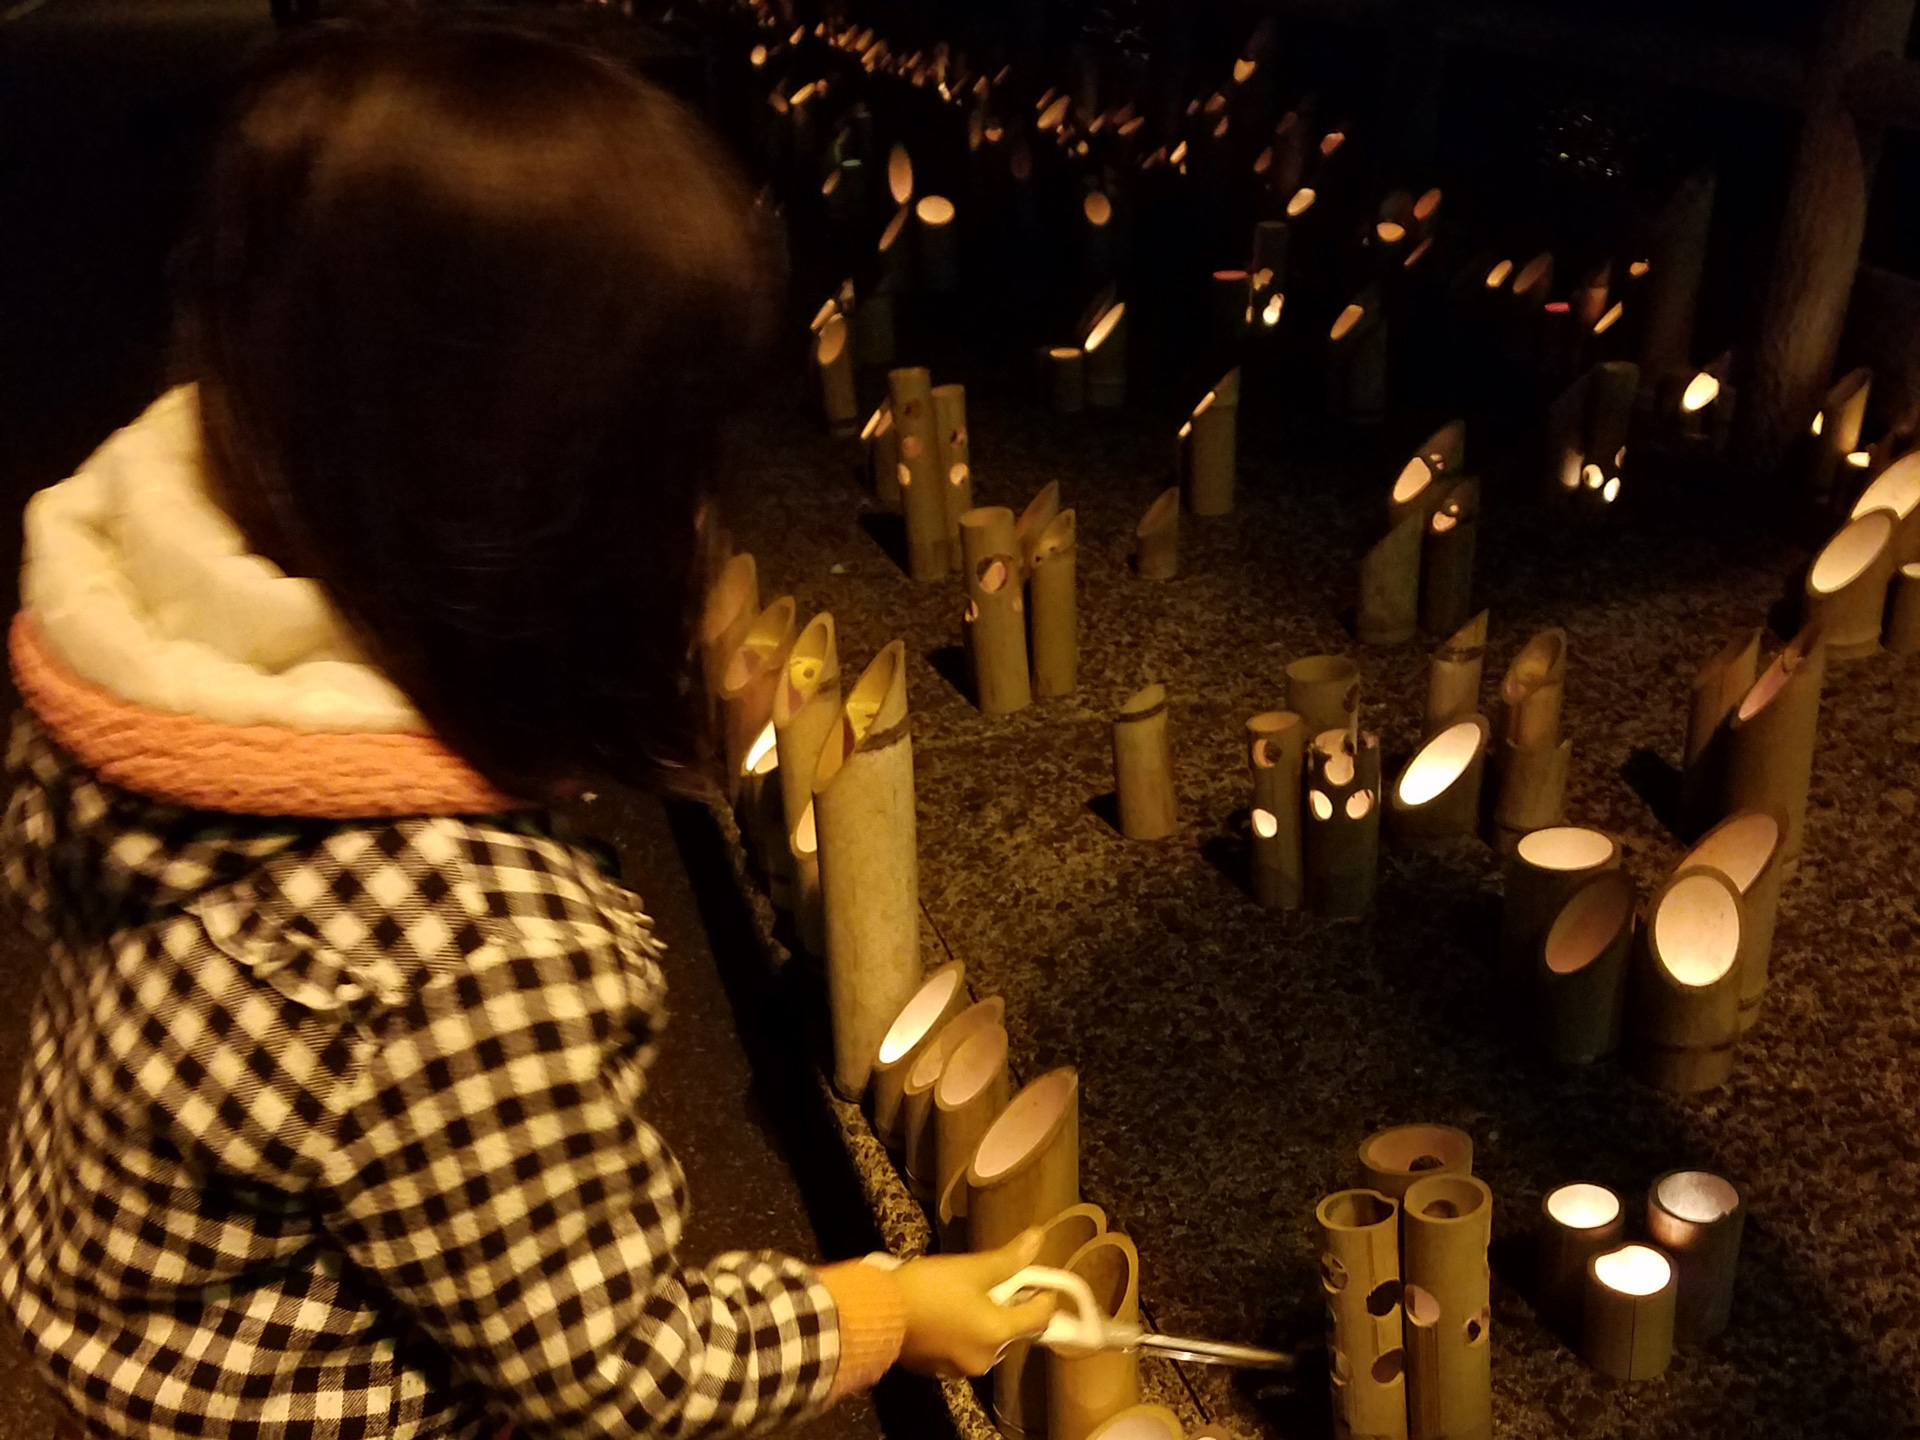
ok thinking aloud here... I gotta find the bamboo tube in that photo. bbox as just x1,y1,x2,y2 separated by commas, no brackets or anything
1805,365,1871,511
915,194,958,292
1050,346,1088,413
1417,419,1467,478
1304,728,1382,918
1048,1234,1141,1440
1389,420,1464,529
1252,217,1290,278
877,204,912,294
720,596,798,802
1247,711,1306,910
1084,1407,1183,1440
1537,1183,1625,1337
1356,512,1423,646
1030,509,1078,698
1493,737,1573,853
1017,482,1063,578
1498,826,1620,998
814,641,922,1098
961,507,1033,717
1210,269,1251,350
1315,1189,1409,1440
1083,190,1118,285
1804,509,1896,659
816,312,859,434
1134,489,1180,580
1084,302,1128,409
1328,286,1388,424
1425,612,1487,736
1587,362,1639,479
1388,715,1490,848
1632,867,1743,1094
889,367,950,580
1358,1124,1473,1202
1682,810,1785,1033
1723,623,1825,865
1545,369,1592,496
699,553,759,733
996,1204,1109,1440
1680,629,1762,837
852,289,895,369
1888,563,1920,652
1419,480,1479,638
1401,1174,1493,1440
1581,1245,1676,1380
869,961,967,1150
1287,655,1361,737
1501,629,1567,748
934,1022,1011,1231
1184,369,1240,517
1574,260,1612,329
938,1164,970,1253
934,383,975,571
902,997,1005,1203
1538,870,1635,1064
862,404,902,511
774,613,840,957
1645,1169,1745,1343
1641,169,1714,381
1113,685,1177,839
1852,452,1920,565
967,1067,1081,1252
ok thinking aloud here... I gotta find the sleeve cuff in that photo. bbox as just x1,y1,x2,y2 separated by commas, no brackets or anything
818,1258,907,1403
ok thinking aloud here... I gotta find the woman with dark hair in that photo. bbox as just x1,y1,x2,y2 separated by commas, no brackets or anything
0,17,1051,1437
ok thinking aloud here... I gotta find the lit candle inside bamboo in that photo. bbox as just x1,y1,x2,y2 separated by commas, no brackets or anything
1049,346,1087,414
1538,1182,1625,1336
1133,488,1179,580
1388,715,1490,847
1083,301,1127,408
1581,1244,1676,1380
1632,867,1743,1094
915,193,958,292
1850,451,1920,565
1723,623,1825,866
1184,369,1239,516
1538,870,1635,1064
814,312,858,434
1646,1169,1745,1342
1498,825,1619,1001
862,404,901,511
869,961,967,1148
1804,509,1895,659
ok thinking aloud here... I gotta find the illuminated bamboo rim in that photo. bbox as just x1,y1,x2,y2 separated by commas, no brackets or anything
1395,718,1486,806
782,612,836,709
985,122,1005,144
1376,221,1406,243
1414,187,1442,219
1850,452,1920,521
878,206,909,254
767,91,790,117
887,144,914,205
817,641,907,785
1137,488,1178,539
1360,1123,1471,1183
1118,114,1146,137
749,43,768,66
1485,258,1513,288
1686,812,1781,893
1039,94,1071,131
1087,1407,1183,1440
1319,130,1346,156
1681,372,1721,412
906,998,1002,1095
1629,259,1651,277
1545,1182,1622,1230
1262,293,1284,325
971,1067,1075,1182
915,194,955,226
741,721,779,781
809,295,840,333
1517,825,1616,872
1651,871,1741,987
1048,345,1081,362
860,406,891,444
877,964,964,1066
1847,450,1871,468
1808,510,1891,594
1513,252,1552,297
1737,629,1815,722
1083,190,1113,227
1085,302,1125,352
1213,115,1230,139
794,801,817,856
820,171,841,199
1205,91,1228,114
1544,871,1633,976
1593,1244,1672,1297
1653,1170,1740,1224
1594,301,1624,334
1035,86,1057,111
1330,302,1367,341
1214,268,1249,285
935,1022,1006,1109
1287,187,1316,217
1253,147,1273,174
1404,236,1433,267
1404,1171,1486,1223
790,81,819,106
815,313,849,368
1234,56,1257,82
1169,140,1190,166
1392,457,1433,508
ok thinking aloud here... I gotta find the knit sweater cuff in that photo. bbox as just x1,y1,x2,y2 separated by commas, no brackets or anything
818,1260,907,1403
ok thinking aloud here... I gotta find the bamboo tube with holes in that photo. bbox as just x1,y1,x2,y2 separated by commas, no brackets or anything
816,313,859,434
1498,826,1620,997
862,404,902,511
1304,728,1381,918
774,613,840,957
1420,480,1479,638
1888,563,1920,652
700,553,759,733
889,367,950,580
1538,870,1635,1064
1501,629,1566,748
1538,1183,1625,1337
1402,1174,1493,1440
814,641,922,1098
1358,1124,1473,1202
1389,715,1490,848
1493,736,1572,853
1316,1189,1409,1440
1805,365,1871,510
1388,454,1444,531
996,1204,1109,1440
1426,612,1487,736
934,1023,1010,1233
1646,1169,1745,1342
961,507,1033,716
1134,488,1180,580
1113,685,1176,839
968,1068,1081,1252
934,384,975,571
1722,623,1825,865
1030,509,1078,697
1048,1234,1141,1440
1083,302,1127,408
1581,1245,1676,1381
1680,629,1762,836
1049,347,1087,414
1632,867,1743,1093
1682,810,1785,1032
1247,712,1306,909
1328,287,1388,424
902,997,1004,1204
720,597,798,803
1017,482,1062,579
1419,420,1467,478
1357,512,1423,646
869,962,967,1150
1805,509,1896,659
1184,369,1240,516
1287,655,1360,742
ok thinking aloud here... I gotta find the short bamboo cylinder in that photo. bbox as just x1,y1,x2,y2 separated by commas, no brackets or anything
1286,654,1360,737
1357,511,1423,646
1581,1244,1676,1381
1722,624,1825,866
1680,629,1761,837
815,312,859,434
774,613,841,957
1538,870,1635,1064
1632,867,1743,1094
1426,612,1487,736
994,1204,1109,1440
1887,562,1920,653
889,367,951,580
1316,1189,1409,1440
1401,1173,1493,1440
1388,715,1490,848
1049,346,1088,414
1804,509,1895,660
1030,509,1079,698
967,1067,1081,1253
1499,826,1620,999
1018,482,1063,580
814,641,923,1098
1048,1233,1141,1440
1493,737,1572,852
902,997,1005,1204
1646,1169,1746,1343
934,383,975,571
1358,1125,1473,1202
1113,684,1177,839
933,1022,1010,1231
961,507,1034,717
1682,809,1785,1032
1084,302,1127,408
1328,289,1388,425
1304,729,1381,918
1084,1407,1183,1440
868,961,967,1150
1419,481,1479,639
915,194,958,292
720,596,799,803
1537,1183,1625,1337
1133,488,1180,580
862,404,902,511
1184,369,1239,517
1247,711,1307,910
1501,629,1567,749
699,552,759,731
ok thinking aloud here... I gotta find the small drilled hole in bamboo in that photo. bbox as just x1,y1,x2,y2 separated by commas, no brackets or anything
1584,464,1605,489
972,1068,1074,1180
1414,187,1442,219
1405,1284,1441,1326
1234,57,1256,82
1603,477,1621,503
1320,130,1345,155
1346,790,1374,819
1594,1245,1671,1296
1365,1280,1403,1316
1811,412,1825,436
1432,510,1458,533
1652,873,1740,986
1466,1309,1490,1345
1321,1190,1394,1228
1322,1253,1349,1292
878,968,964,1065
916,194,955,226
1405,236,1434,267
978,557,1011,593
1655,1170,1739,1223
794,804,818,855
1251,808,1279,838
1371,1349,1405,1383
1310,791,1334,820
1546,1183,1621,1229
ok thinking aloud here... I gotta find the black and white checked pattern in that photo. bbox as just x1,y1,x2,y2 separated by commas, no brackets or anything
0,716,840,1438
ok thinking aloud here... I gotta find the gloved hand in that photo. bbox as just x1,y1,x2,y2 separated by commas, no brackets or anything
893,1227,1058,1378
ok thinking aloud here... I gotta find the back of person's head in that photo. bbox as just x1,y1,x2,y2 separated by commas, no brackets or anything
178,12,776,801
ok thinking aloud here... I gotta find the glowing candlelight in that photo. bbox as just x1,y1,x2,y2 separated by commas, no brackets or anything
1680,371,1720,412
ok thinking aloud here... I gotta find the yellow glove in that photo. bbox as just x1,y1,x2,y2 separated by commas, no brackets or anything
893,1227,1059,1378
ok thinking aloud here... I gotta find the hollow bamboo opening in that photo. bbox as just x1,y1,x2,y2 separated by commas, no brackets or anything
1546,1183,1621,1230
1287,186,1316,216
1654,1170,1739,1224
915,194,955,226
1544,872,1633,975
1809,511,1892,593
972,1068,1075,1182
1397,720,1484,806
878,966,964,1066
1652,872,1741,987
888,143,913,204
1852,453,1920,522
1593,1244,1671,1297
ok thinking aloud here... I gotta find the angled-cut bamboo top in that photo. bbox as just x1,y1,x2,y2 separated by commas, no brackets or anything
774,611,839,725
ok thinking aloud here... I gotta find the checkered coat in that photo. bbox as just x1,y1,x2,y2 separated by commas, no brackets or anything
0,716,842,1438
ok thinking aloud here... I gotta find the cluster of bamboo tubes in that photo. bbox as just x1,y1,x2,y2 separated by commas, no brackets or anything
888,368,982,582
1358,424,1475,647
999,1204,1106,1440
1492,628,1571,852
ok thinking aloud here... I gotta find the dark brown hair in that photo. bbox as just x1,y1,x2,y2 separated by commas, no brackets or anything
178,14,776,801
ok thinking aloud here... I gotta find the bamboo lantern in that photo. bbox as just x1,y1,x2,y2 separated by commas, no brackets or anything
1682,810,1784,1032
934,384,975,571
1018,481,1064,578
1083,190,1118,284
1247,711,1306,909
1851,452,1920,564
1646,1169,1745,1342
1304,728,1381,918
915,194,958,292
1210,270,1252,350
1581,1245,1676,1380
961,507,1033,716
1641,169,1714,381
1680,629,1762,837
996,1204,1109,1440
1358,1124,1473,1201
816,312,859,434
699,553,759,733
1083,302,1128,409
1538,1183,1625,1336
1425,612,1488,736
1805,510,1896,659
774,613,840,957
1184,369,1240,516
1357,512,1423,646
1389,715,1490,848
1286,654,1361,741
1632,867,1743,1094
1722,624,1825,866
814,641,922,1098
1049,1234,1141,1440
1420,481,1479,638
719,596,798,803
869,962,967,1150
1049,346,1088,414
890,367,951,580
1328,286,1388,425
862,404,903,511
1494,735,1571,853
1501,629,1566,748
1804,365,1871,511
1315,1189,1409,1440
1574,259,1612,329
902,997,1005,1203
1888,562,1920,652
1113,684,1177,839
967,1067,1081,1252
1084,1407,1183,1440
1401,1174,1493,1440
1134,488,1180,580
1252,217,1289,279
1030,509,1079,697
1498,826,1620,999
933,1022,1010,1233
1388,454,1444,531
1538,870,1635,1064
1417,419,1467,478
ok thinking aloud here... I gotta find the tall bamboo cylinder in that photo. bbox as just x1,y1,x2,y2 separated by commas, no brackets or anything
869,961,967,1150
1401,1174,1493,1440
1184,369,1240,516
720,596,799,803
774,612,841,957
995,1204,1108,1440
816,312,859,434
1804,365,1871,511
1388,715,1489,848
1048,1234,1141,1440
1358,1124,1473,1202
1316,1189,1409,1440
1723,623,1825,865
1640,169,1714,382
1247,711,1306,910
916,194,959,292
1499,826,1620,1000
1538,871,1635,1064
738,726,788,904
1049,347,1088,414
1030,509,1079,698
1134,488,1180,580
1419,481,1479,639
1018,481,1063,580
967,1067,1081,1252
1537,1183,1625,1337
1084,301,1128,408
1680,629,1762,837
1852,452,1920,565
814,641,922,1098
903,997,1005,1204
1287,655,1360,738
933,1022,1010,1231
1113,684,1177,839
700,553,759,732
1501,629,1566,749
1887,562,1920,653
1493,737,1572,853
1357,512,1423,646
890,367,951,580
1425,612,1487,736
1581,1245,1676,1380
1304,728,1381,918
1632,867,1743,1094
1682,810,1785,1032
862,404,902,511
934,383,975,571
961,506,1033,716
1646,1169,1745,1343
1328,287,1387,425
1804,509,1896,659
